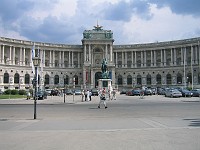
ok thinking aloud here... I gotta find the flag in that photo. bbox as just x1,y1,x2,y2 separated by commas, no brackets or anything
31,43,35,74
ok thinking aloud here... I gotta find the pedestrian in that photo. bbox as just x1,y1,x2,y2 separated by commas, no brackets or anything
112,89,116,100
89,90,92,101
86,89,90,101
98,88,107,109
81,90,84,102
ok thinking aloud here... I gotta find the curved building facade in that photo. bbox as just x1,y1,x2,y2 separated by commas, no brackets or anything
0,25,200,91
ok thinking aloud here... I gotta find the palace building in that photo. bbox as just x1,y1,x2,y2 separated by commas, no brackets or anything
0,25,200,91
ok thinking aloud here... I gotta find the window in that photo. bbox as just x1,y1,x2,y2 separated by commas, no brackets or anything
146,74,151,85
45,74,50,85
156,74,161,84
4,73,9,83
14,73,19,84
118,75,122,85
137,75,142,85
25,74,30,84
54,75,59,84
177,73,182,84
166,74,172,85
127,75,132,85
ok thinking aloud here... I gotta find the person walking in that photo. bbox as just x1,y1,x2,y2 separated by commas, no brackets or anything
81,90,85,102
98,88,107,109
86,89,90,101
112,89,116,100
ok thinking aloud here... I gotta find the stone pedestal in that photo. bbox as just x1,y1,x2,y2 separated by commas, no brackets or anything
98,79,112,90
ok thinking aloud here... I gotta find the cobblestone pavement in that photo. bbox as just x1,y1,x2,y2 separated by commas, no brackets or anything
0,94,200,150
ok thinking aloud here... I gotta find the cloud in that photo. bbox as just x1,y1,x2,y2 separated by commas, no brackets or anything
149,0,200,17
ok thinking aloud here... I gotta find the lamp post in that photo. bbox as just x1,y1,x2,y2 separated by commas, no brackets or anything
73,77,75,102
32,56,41,119
63,74,67,103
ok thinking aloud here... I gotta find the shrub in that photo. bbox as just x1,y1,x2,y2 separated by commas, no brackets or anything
11,90,18,95
4,89,11,95
19,90,26,95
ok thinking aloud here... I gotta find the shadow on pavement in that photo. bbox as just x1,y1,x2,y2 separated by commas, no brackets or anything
184,118,200,127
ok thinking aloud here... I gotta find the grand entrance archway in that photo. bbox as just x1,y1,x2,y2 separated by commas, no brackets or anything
95,72,102,88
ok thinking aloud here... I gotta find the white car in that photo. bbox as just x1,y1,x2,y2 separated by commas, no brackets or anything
165,89,182,98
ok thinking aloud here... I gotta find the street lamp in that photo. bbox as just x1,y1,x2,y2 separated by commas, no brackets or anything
73,77,75,102
63,73,67,103
32,56,41,119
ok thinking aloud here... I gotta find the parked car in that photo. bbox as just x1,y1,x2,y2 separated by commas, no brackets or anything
91,88,98,96
33,91,47,100
74,89,82,95
190,89,200,97
50,90,59,96
126,89,133,96
65,89,73,95
120,89,127,94
45,89,52,95
144,88,152,96
131,89,141,96
178,89,193,97
165,89,182,98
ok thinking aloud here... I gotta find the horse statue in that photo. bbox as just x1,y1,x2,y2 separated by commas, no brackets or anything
101,58,109,79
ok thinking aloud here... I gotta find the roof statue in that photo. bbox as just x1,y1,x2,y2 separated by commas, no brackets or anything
93,21,103,31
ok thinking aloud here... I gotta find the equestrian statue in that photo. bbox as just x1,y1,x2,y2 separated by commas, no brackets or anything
101,58,109,79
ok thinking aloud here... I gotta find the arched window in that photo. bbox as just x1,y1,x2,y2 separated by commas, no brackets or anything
166,74,172,85
45,74,50,85
25,74,30,84
118,75,123,85
198,73,200,84
14,73,20,84
4,73,9,83
74,75,78,85
177,73,182,84
156,74,161,84
65,75,69,85
146,74,151,85
187,73,192,84
137,75,142,85
54,75,59,85
127,75,132,85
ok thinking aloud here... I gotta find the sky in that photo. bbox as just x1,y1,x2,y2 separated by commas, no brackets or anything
0,0,200,45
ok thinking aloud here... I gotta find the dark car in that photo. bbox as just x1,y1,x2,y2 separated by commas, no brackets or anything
50,90,59,96
190,89,200,97
33,91,47,100
65,89,73,95
91,88,98,96
178,89,193,97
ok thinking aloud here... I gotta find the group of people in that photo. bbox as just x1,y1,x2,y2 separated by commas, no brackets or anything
81,88,117,109
81,89,92,102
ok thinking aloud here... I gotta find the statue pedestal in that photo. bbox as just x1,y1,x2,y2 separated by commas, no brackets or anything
98,79,112,91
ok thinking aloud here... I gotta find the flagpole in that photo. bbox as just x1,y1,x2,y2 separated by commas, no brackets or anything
183,47,186,88
191,45,193,90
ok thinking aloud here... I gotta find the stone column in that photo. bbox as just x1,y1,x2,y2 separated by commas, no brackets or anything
84,44,86,62
72,51,74,67
191,45,194,64
134,51,137,68
89,44,91,63
195,45,198,64
0,44,1,64
163,49,166,66
125,51,127,68
90,69,94,88
49,50,52,67
131,51,134,68
151,50,153,67
78,52,80,68
62,51,64,68
59,51,61,67
52,50,55,67
13,46,15,65
141,51,143,67
68,51,71,67
174,48,177,66
160,49,163,66
181,47,184,65
144,51,146,67
43,50,46,67
105,44,108,61
9,46,12,65
122,52,124,68
110,44,113,62
83,68,86,89
23,47,25,66
170,48,173,66
154,50,156,67
2,45,4,64
115,52,118,68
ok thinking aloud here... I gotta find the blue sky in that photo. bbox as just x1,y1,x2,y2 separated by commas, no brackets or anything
0,0,200,44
